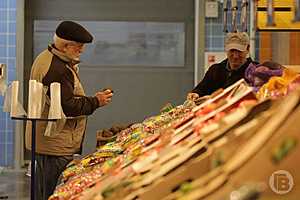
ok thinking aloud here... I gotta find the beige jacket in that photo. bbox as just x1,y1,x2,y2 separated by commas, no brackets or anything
25,45,100,155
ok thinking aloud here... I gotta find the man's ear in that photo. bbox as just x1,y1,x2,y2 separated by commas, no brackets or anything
246,45,250,51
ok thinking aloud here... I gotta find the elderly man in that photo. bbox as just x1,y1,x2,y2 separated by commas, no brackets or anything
25,21,113,200
187,32,258,100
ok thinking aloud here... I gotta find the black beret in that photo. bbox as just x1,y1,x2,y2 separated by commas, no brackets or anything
56,21,93,43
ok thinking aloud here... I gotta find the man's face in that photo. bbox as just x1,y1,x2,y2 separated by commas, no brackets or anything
226,48,249,70
64,42,85,60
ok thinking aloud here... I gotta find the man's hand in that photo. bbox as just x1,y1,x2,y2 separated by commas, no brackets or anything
187,92,199,101
95,89,113,107
187,93,210,105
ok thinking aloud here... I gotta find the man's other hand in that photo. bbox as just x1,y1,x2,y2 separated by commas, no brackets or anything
187,92,199,101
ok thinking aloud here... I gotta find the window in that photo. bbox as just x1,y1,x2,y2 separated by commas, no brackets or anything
34,20,185,67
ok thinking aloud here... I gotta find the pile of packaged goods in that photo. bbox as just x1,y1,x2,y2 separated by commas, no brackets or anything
256,68,300,99
245,62,300,100
50,79,300,200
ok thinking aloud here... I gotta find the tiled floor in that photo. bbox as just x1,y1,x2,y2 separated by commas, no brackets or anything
0,170,30,200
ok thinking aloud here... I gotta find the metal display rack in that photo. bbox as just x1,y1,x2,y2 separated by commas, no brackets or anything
11,117,56,200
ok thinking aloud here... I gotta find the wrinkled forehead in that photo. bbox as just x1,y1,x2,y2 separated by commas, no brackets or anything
68,41,85,46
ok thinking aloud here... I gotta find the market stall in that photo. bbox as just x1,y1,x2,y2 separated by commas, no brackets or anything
48,66,300,200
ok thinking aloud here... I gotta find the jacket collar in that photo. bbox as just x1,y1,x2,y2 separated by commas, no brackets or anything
48,44,80,66
225,57,253,72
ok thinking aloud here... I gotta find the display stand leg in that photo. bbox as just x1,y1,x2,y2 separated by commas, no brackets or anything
31,120,36,200
11,117,55,200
